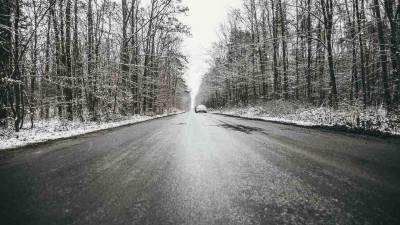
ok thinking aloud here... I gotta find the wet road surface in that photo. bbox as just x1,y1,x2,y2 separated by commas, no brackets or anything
1,112,400,224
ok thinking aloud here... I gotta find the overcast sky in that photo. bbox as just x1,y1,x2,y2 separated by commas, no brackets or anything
179,0,242,103
115,0,242,104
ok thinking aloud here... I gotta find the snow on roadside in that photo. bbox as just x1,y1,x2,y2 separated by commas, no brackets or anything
212,104,400,135
0,111,184,150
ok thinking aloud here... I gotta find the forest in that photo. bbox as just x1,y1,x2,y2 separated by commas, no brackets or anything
0,0,191,132
196,0,400,131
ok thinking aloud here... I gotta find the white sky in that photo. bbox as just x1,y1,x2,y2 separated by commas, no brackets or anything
179,0,242,104
114,0,243,104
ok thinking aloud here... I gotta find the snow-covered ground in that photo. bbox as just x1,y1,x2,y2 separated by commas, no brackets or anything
211,101,400,135
0,110,184,150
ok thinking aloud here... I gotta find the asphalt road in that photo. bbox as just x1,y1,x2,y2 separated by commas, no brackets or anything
1,112,400,225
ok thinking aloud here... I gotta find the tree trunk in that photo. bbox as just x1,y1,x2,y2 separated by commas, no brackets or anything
87,0,95,118
279,0,288,100
383,0,400,106
373,0,392,110
321,0,338,108
260,9,268,100
142,0,156,113
271,1,279,100
13,0,22,131
306,0,312,103
30,0,38,128
355,0,367,108
130,0,139,114
73,0,83,120
58,0,66,119
65,0,73,120
0,0,12,126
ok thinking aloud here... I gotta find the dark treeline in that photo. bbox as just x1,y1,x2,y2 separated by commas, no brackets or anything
0,0,191,131
197,0,400,114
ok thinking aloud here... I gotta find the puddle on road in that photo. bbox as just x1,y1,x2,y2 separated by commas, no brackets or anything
211,121,268,135
175,123,187,125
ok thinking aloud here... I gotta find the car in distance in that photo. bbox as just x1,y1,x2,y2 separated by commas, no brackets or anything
195,105,207,113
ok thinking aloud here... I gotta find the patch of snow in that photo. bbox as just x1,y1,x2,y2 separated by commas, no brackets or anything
211,102,400,135
0,110,184,150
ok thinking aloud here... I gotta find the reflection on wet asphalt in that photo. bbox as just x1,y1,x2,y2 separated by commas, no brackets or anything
1,112,400,224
